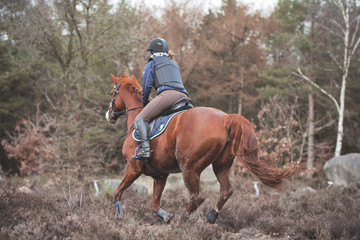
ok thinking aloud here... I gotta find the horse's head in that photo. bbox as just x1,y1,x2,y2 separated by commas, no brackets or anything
105,73,142,124
105,74,128,124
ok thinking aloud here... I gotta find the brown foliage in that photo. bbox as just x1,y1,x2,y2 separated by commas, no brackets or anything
190,1,266,114
2,117,56,176
133,1,266,116
256,96,303,166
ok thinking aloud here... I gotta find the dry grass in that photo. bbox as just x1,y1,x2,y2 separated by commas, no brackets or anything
0,173,359,240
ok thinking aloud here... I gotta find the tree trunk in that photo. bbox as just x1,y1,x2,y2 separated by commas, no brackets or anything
77,64,87,164
61,68,70,126
237,51,244,115
237,68,244,115
35,71,41,128
306,16,315,178
334,70,346,157
75,0,91,179
334,0,350,157
306,88,314,178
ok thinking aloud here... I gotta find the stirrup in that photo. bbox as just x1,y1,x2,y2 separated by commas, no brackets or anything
132,146,151,160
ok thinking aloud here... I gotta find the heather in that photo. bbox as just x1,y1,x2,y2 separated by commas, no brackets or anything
1,173,359,240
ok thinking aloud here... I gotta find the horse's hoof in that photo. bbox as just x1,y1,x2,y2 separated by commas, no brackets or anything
206,208,219,224
114,201,124,219
157,208,173,223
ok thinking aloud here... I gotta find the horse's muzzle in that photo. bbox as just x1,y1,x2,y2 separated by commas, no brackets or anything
106,110,117,124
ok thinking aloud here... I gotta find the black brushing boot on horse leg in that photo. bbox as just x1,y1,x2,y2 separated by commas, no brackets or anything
133,118,152,159
206,208,219,224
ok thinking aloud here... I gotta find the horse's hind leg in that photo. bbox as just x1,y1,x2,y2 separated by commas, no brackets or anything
207,157,234,224
180,169,205,222
151,174,173,223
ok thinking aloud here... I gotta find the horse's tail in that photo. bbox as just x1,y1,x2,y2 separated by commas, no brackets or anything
225,114,297,189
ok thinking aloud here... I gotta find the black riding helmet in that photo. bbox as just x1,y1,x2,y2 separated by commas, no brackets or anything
147,38,169,53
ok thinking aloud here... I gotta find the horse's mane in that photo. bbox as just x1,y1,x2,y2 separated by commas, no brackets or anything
119,73,142,102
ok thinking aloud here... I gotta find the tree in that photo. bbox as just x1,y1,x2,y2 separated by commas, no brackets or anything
1,0,144,175
63,0,139,165
141,0,205,87
190,0,265,117
295,0,360,157
0,0,38,136
264,0,343,177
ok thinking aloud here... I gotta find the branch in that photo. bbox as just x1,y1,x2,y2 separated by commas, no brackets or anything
40,89,57,110
350,18,360,58
320,24,344,41
351,34,360,58
333,0,347,24
330,19,345,35
293,67,340,114
350,16,360,48
327,50,342,70
312,119,336,135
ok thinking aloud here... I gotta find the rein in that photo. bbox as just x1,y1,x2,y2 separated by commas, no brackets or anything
112,106,143,117
120,122,135,140
109,84,142,117
108,84,142,140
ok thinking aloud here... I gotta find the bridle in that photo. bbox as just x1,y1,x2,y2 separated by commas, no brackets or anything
107,84,142,120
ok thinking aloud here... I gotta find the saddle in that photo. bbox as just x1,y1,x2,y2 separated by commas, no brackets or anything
133,97,193,141
161,97,193,116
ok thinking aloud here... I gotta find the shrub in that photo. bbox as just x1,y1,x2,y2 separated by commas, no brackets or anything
2,117,56,176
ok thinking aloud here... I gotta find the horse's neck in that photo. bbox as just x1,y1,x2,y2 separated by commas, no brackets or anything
122,90,142,129
127,110,140,128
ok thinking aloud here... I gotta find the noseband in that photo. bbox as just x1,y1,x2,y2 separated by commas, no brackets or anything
108,84,142,118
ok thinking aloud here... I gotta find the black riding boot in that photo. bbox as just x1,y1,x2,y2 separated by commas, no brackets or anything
132,118,152,159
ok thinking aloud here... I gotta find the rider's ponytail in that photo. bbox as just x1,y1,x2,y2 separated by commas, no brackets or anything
168,50,175,59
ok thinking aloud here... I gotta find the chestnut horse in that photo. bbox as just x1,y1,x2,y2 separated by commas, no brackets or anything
106,73,296,224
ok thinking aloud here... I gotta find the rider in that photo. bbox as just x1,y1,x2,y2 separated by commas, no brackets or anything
133,37,189,160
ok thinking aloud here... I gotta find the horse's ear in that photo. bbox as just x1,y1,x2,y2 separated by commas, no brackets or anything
111,73,119,84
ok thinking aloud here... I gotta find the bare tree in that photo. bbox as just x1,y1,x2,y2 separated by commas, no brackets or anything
295,0,360,157
147,0,204,83
24,0,75,124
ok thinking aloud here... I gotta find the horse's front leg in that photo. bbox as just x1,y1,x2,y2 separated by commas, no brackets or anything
151,174,173,223
114,164,142,219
